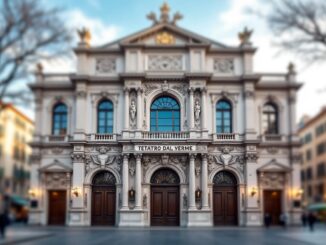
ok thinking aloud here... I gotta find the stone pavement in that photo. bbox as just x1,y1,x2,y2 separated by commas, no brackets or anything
0,227,52,245
0,225,325,245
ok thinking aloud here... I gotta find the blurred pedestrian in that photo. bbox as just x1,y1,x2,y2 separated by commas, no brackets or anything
307,212,316,232
264,213,271,228
301,212,307,227
280,213,287,229
0,193,10,239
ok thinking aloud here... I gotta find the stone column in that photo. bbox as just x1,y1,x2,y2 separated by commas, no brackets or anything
188,154,196,209
189,88,195,130
71,153,85,209
201,154,209,209
122,154,129,209
244,83,256,140
124,88,129,130
211,95,216,134
135,154,142,210
201,88,207,130
136,88,142,131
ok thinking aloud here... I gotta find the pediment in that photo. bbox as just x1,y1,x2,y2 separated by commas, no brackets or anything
39,159,72,173
257,159,292,173
101,23,228,48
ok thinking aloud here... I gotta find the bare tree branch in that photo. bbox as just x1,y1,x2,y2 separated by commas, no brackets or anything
266,0,326,62
0,0,72,112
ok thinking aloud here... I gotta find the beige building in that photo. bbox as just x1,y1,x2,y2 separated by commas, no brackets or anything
299,107,326,206
0,102,34,197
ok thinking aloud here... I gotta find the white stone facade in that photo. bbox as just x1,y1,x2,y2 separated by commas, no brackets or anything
29,6,302,227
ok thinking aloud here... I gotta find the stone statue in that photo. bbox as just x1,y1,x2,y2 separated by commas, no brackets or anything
129,100,136,122
77,27,91,46
238,27,253,46
194,100,201,124
183,193,188,208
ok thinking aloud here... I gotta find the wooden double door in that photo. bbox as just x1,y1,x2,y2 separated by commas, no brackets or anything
213,186,238,226
151,186,179,226
91,186,116,226
48,190,66,225
263,190,282,225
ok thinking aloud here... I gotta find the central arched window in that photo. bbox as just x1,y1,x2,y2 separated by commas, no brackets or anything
216,100,232,133
97,100,113,134
150,96,180,132
262,102,278,134
52,103,67,135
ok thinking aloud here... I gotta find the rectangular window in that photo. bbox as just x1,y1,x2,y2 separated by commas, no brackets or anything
317,184,324,196
306,149,312,161
300,170,305,182
306,168,312,180
317,142,326,156
317,163,325,178
304,133,312,144
316,122,326,137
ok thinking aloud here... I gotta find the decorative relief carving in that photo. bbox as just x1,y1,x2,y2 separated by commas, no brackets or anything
195,161,201,176
183,193,187,209
172,84,188,96
95,57,116,73
208,147,245,178
71,153,85,163
84,146,121,174
148,55,182,71
143,84,159,96
129,161,135,176
129,90,137,129
259,172,286,189
213,58,234,73
44,172,70,189
142,155,187,181
143,194,148,209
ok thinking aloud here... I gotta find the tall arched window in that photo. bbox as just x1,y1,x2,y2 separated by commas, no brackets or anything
150,96,180,132
97,100,114,134
216,100,232,133
52,103,67,135
262,103,278,134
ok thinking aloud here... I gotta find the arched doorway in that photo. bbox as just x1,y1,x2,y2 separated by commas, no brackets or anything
91,171,116,226
213,171,238,226
151,168,180,226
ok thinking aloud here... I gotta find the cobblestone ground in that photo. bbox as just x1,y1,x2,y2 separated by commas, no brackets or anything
1,226,326,245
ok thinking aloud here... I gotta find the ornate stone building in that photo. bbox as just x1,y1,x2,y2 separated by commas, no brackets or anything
29,4,302,227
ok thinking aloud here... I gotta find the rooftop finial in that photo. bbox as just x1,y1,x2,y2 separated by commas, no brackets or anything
238,27,253,46
77,27,91,47
147,2,183,25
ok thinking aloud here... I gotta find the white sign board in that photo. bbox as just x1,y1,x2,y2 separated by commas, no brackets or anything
135,145,196,152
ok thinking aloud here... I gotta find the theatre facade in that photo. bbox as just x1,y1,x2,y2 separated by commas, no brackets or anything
29,4,302,227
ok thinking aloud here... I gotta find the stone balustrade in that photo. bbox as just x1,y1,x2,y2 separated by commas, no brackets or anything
261,134,285,142
87,133,117,141
44,135,71,142
142,131,190,140
214,133,244,141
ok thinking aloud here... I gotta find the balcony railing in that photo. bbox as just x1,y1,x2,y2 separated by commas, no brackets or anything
87,133,117,141
142,131,190,140
214,133,244,141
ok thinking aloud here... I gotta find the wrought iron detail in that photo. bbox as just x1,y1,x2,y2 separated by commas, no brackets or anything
92,171,116,186
213,171,237,186
150,168,180,185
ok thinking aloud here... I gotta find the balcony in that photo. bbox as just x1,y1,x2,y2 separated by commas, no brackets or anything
43,135,71,143
214,133,244,141
87,133,117,142
142,131,190,140
261,134,286,142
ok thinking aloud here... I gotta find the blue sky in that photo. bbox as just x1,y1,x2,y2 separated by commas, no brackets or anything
17,0,326,122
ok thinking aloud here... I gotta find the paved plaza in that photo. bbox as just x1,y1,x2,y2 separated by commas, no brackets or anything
1,226,326,245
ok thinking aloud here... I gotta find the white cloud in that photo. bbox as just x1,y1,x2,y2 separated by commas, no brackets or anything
216,0,326,121
41,9,120,73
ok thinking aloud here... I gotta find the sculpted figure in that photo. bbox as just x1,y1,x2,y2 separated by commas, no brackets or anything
130,100,136,122
194,100,201,122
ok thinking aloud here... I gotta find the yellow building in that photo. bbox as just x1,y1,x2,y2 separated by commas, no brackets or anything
0,103,34,197
299,107,326,206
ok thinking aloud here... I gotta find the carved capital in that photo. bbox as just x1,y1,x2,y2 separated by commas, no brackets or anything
71,153,85,163
135,153,142,161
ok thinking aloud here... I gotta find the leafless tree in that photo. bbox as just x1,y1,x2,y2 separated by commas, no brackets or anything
266,0,326,63
0,0,71,111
